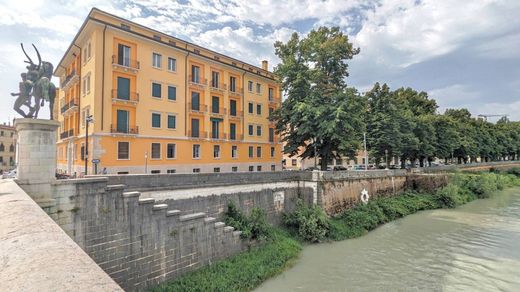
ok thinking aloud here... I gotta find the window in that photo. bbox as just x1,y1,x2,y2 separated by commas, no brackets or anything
229,76,236,92
168,57,176,71
211,119,220,139
271,147,275,157
167,115,176,129
168,86,176,100
116,109,128,133
87,42,91,59
193,168,200,173
167,143,176,159
152,113,161,128
85,75,91,94
232,145,238,158
118,142,129,159
167,169,176,174
191,65,200,83
292,159,297,166
248,124,254,136
248,81,253,92
191,118,199,137
152,53,162,68
256,83,261,94
269,128,274,142
271,165,276,171
151,143,161,159
118,44,131,67
257,165,262,171
151,170,161,174
248,102,254,114
153,34,161,41
152,82,161,98
230,123,236,140
191,92,200,111
214,167,220,173
249,166,254,172
269,107,274,117
269,87,274,100
230,99,237,116
257,104,262,115
117,77,130,100
257,146,262,158
83,47,87,63
9,144,14,152
232,166,238,172
213,145,220,158
248,146,254,158
212,96,220,113
211,71,219,88
0,131,3,136
117,171,129,174
121,23,130,30
256,125,262,136
0,144,4,152
193,144,200,159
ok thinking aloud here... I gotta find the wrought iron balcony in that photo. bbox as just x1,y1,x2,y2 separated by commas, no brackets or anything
111,89,139,104
187,131,208,139
229,110,244,119
188,75,207,87
60,69,79,89
229,87,244,97
188,103,207,113
210,107,227,116
111,55,140,71
210,82,227,92
229,134,244,141
110,125,139,135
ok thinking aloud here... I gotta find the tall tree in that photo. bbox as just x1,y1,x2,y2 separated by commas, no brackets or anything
272,27,364,170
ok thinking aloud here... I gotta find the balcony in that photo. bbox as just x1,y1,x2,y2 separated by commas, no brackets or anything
60,129,74,140
210,107,227,117
111,89,139,105
188,131,208,139
229,134,244,141
110,125,139,135
112,55,140,74
189,75,207,88
188,103,207,114
61,98,79,116
210,82,227,93
268,97,280,106
229,88,243,97
61,69,79,90
210,133,227,141
229,110,244,120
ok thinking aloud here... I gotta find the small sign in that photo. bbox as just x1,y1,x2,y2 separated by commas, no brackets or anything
92,159,100,164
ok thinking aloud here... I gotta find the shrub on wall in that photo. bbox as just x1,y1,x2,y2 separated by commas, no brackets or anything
283,200,331,242
224,201,272,241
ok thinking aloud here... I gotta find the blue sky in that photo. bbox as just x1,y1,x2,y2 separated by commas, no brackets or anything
0,0,519,123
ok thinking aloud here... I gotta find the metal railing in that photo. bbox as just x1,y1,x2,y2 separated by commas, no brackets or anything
111,89,139,102
229,88,244,96
210,107,227,115
229,134,244,141
210,82,227,91
229,110,243,119
188,103,207,113
110,125,139,134
187,131,208,138
188,75,207,86
111,55,140,70
60,99,79,114
60,69,78,88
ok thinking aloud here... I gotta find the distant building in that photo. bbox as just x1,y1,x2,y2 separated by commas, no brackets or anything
54,8,282,175
283,148,367,170
0,123,17,172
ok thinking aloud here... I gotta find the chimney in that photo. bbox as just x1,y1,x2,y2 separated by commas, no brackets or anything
261,60,268,71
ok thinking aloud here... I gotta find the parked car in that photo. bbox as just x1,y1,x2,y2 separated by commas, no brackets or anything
2,169,17,179
304,166,320,171
333,165,348,171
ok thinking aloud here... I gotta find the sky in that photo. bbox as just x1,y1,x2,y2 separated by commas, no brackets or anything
0,0,519,124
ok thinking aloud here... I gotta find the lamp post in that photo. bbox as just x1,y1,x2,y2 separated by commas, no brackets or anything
363,132,368,171
313,137,317,168
84,115,93,175
144,151,148,174
385,149,389,170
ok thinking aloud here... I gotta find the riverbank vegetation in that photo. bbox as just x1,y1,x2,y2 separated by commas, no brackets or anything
152,172,520,292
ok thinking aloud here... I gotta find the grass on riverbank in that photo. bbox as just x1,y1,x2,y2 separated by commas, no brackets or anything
151,172,520,292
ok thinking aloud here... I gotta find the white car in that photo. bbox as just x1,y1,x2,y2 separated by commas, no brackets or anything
2,169,17,179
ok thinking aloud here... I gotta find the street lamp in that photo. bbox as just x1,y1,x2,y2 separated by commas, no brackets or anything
363,132,368,171
385,149,389,170
144,151,148,174
84,115,94,176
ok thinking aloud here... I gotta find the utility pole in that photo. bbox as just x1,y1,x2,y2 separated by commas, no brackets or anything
385,149,389,170
364,132,368,171
84,115,93,176
314,137,317,168
144,151,148,174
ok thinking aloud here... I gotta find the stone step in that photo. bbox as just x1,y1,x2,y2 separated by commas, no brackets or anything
232,230,242,237
106,184,126,191
179,212,206,222
122,191,140,198
223,226,235,233
152,204,168,211
166,210,181,217
214,222,225,229
204,217,216,224
138,198,155,205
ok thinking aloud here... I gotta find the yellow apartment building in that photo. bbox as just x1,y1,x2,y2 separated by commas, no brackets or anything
0,123,16,172
55,8,282,175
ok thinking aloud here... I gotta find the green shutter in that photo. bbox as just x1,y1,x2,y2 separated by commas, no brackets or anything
212,96,219,113
168,115,176,129
191,119,199,137
152,113,161,128
191,92,200,110
230,123,236,140
168,86,176,100
152,83,161,98
230,100,237,116
117,110,128,132
117,77,130,100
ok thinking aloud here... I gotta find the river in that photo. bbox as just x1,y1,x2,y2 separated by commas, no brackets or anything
257,188,520,292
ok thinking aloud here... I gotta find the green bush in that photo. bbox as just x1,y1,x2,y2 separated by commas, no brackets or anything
225,202,272,241
434,183,463,208
507,167,520,177
283,200,331,242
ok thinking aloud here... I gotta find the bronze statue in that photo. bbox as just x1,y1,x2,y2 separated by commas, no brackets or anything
12,43,56,119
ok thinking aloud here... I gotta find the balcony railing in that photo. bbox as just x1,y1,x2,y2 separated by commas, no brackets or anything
188,103,207,113
61,98,79,114
210,133,227,140
189,75,207,87
268,97,280,105
229,110,244,119
187,131,208,139
61,69,79,89
112,55,140,70
229,134,244,141
210,107,227,116
111,89,139,103
110,125,139,135
210,82,227,92
60,129,74,139
229,88,244,97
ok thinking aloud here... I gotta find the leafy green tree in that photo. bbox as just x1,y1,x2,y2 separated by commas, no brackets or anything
272,27,364,170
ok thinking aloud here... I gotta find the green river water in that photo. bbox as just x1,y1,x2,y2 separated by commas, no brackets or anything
256,188,520,292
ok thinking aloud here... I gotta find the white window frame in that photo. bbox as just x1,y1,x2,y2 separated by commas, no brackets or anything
152,52,162,69
166,143,176,159
151,112,162,128
231,145,238,159
167,114,177,130
117,141,130,160
151,142,161,160
193,144,201,159
168,57,176,72
213,145,221,159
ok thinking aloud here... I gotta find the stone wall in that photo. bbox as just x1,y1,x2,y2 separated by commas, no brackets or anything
51,178,246,291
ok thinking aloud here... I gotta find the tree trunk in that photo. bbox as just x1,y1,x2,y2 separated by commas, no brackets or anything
320,155,328,171
400,157,406,169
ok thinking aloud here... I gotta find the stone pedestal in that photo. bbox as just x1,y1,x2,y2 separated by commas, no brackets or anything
14,118,60,216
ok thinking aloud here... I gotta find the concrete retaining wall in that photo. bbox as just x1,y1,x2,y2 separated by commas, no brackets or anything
0,180,122,291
